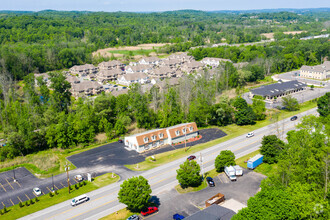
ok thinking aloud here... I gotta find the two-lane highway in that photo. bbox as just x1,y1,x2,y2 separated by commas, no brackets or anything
20,108,318,220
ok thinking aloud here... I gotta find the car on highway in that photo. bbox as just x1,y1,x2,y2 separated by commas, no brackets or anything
141,207,158,216
290,116,298,121
206,177,215,187
127,214,139,220
33,187,42,196
74,174,83,182
71,194,89,206
187,155,196,161
246,132,254,138
173,213,185,219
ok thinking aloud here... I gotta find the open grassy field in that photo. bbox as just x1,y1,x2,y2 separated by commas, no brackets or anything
126,100,317,171
0,173,120,220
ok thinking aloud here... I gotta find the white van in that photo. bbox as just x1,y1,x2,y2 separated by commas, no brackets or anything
224,166,237,181
71,194,89,206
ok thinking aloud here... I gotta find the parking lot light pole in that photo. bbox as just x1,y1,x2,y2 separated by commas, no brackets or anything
64,163,70,193
52,174,54,192
13,168,16,182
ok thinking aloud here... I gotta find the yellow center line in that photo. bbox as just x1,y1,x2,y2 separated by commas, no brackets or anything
46,190,118,219
17,196,22,203
1,202,5,207
67,198,118,220
25,194,30,200
150,174,177,186
5,179,14,190
9,199,14,206
147,167,177,180
54,184,59,190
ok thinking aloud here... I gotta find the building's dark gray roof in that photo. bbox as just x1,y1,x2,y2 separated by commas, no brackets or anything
250,80,306,97
185,204,235,220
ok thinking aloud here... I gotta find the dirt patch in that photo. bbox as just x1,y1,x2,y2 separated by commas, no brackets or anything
95,133,107,142
283,31,306,35
92,43,170,58
261,33,274,39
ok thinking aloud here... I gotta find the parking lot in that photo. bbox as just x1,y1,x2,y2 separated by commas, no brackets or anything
0,128,226,209
147,169,265,219
0,167,89,209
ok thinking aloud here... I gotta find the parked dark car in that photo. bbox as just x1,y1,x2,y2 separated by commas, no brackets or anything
187,155,196,161
290,116,298,121
173,213,185,220
141,207,158,216
206,177,215,187
118,138,123,143
127,214,139,220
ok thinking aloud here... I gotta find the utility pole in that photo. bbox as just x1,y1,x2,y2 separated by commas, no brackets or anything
200,152,204,179
184,124,187,152
64,163,70,193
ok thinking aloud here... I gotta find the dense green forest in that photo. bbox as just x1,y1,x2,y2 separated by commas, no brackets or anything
0,10,328,79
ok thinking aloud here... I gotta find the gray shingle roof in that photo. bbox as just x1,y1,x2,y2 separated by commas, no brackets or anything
250,80,307,97
185,204,235,220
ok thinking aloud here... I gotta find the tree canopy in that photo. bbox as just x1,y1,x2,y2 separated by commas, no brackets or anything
118,176,152,212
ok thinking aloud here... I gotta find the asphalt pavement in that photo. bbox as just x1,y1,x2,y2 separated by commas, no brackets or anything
0,129,224,209
20,107,318,220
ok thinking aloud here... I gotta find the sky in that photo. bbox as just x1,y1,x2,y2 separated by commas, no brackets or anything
1,0,329,12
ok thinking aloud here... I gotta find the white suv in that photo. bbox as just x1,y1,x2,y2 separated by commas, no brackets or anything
246,132,254,138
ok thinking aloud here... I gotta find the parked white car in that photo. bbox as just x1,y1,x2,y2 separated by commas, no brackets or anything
33,187,42,196
74,174,83,182
246,132,254,138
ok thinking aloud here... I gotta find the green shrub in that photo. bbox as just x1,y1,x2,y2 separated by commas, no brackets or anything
83,181,87,186
3,205,7,213
75,184,79,190
79,182,83,187
19,202,23,208
49,192,54,197
35,197,40,202
55,190,59,195
25,200,30,206
30,199,34,204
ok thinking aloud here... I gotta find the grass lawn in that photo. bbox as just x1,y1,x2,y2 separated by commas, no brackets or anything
126,100,317,172
100,208,139,220
0,173,120,220
0,137,120,179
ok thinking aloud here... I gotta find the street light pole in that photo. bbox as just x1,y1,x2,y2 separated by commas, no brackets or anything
64,163,70,193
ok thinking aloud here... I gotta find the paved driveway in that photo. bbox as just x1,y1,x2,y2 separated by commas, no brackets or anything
148,169,265,219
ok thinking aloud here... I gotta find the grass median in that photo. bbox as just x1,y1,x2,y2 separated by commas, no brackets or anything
0,173,120,220
126,101,316,172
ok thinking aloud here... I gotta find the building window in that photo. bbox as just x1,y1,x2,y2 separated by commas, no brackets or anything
159,133,164,138
144,137,149,143
151,135,156,141
182,128,186,134
175,130,180,136
189,126,193,132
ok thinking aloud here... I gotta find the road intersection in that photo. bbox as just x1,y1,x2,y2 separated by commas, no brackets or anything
20,107,318,220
